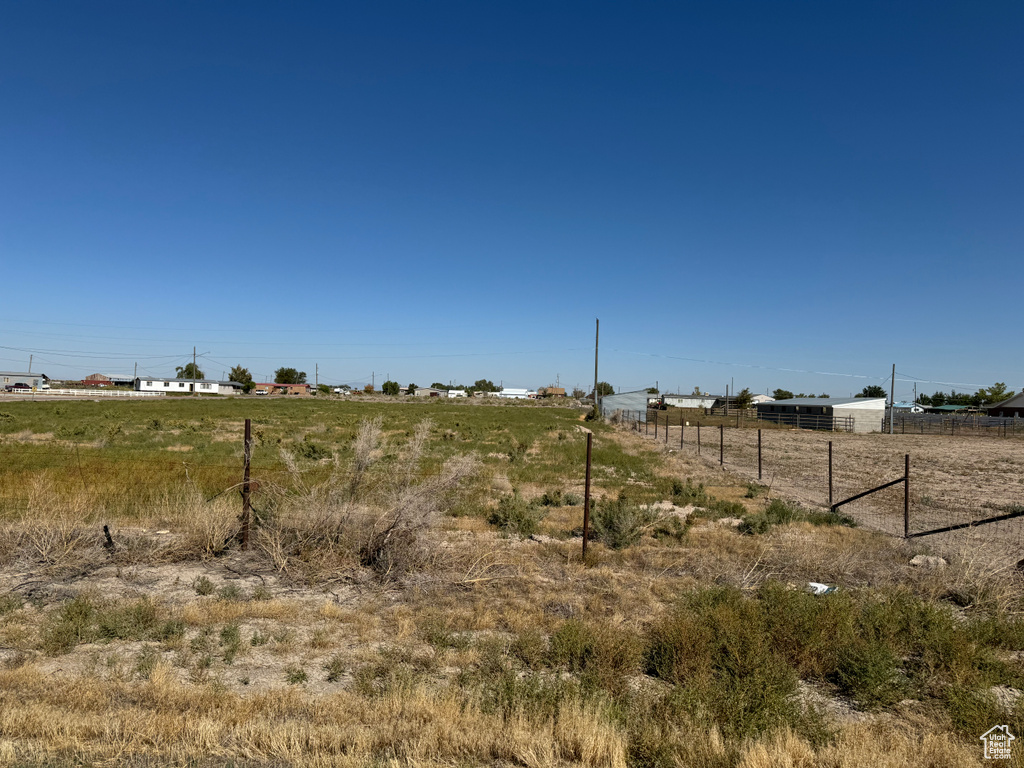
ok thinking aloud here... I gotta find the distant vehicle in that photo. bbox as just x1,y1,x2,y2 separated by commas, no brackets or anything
5,383,31,392
254,389,269,396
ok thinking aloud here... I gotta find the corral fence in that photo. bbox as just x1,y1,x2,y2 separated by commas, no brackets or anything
887,412,1024,439
627,410,1024,566
627,408,855,433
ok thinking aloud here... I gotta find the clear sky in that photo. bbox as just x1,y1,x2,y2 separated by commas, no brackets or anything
2,2,1021,399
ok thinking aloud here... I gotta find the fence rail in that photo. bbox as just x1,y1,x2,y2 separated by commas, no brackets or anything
0,389,166,398
889,413,1024,438
757,412,855,432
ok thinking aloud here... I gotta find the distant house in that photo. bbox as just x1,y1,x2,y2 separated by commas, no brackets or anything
410,387,444,397
135,377,220,395
750,394,775,405
0,371,48,389
756,397,885,433
218,381,246,396
987,392,1024,418
891,401,924,414
446,389,467,398
538,387,566,398
84,373,133,387
252,382,311,396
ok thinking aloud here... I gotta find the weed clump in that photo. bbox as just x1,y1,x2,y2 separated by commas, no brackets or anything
489,491,544,537
739,499,856,535
590,493,660,550
41,595,170,655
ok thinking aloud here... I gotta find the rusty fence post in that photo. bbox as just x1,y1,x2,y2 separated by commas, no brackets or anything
697,422,701,455
719,424,724,465
758,428,762,481
654,414,658,439
680,420,685,448
241,417,252,550
582,431,593,560
665,413,669,444
828,440,833,507
904,453,910,538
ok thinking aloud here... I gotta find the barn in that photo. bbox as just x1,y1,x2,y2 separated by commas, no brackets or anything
756,397,886,433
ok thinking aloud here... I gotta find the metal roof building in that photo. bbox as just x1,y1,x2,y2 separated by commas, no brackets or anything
756,397,885,433
988,393,1024,418
600,390,654,421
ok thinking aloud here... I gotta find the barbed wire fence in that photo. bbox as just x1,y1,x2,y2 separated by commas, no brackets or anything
627,409,1024,568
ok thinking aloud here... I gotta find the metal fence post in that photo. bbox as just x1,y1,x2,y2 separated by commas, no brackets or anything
758,428,762,480
241,418,252,550
828,440,833,507
583,432,593,559
697,423,701,455
665,413,669,444
719,424,724,465
680,420,685,448
904,453,910,538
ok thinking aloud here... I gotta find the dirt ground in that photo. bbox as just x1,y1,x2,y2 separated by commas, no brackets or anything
632,423,1024,565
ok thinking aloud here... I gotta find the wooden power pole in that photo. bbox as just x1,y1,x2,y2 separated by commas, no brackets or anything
593,318,600,415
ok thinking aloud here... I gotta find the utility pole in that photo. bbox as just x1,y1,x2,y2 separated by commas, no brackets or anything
193,346,197,395
134,362,137,383
889,363,896,435
372,372,375,389
28,355,32,374
593,318,600,415
315,364,319,390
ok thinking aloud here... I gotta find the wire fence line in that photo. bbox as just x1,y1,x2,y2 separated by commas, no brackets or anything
628,411,1024,568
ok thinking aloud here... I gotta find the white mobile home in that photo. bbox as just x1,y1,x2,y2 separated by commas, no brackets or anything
135,377,221,395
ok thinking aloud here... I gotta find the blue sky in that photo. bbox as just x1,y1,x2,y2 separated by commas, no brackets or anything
2,2,1021,399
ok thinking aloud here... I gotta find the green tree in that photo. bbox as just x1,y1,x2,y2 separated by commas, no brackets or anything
382,380,400,396
857,385,887,398
571,387,586,399
175,363,204,380
317,384,330,395
772,389,794,401
595,382,614,397
818,393,830,398
407,383,417,395
274,368,307,385
472,379,499,393
646,387,659,394
228,365,252,384
430,382,447,390
229,365,255,393
733,387,753,409
974,382,1014,406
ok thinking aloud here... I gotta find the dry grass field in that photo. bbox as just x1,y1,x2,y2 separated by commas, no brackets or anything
0,398,1021,767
